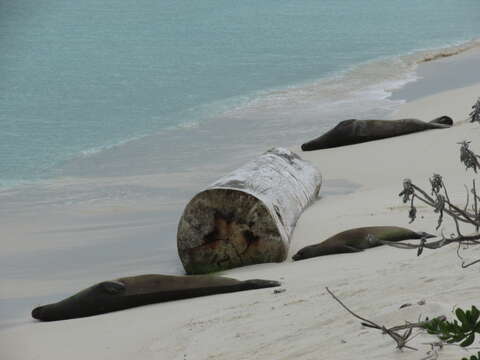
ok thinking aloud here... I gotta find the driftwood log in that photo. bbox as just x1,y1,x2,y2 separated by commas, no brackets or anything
177,148,322,274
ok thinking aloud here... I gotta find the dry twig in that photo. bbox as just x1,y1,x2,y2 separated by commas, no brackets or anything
326,287,420,351
420,342,443,360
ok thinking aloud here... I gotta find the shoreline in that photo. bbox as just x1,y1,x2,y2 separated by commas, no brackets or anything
391,45,480,101
2,37,480,191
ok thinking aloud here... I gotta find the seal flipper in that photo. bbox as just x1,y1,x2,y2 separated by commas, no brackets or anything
339,245,364,253
100,280,126,295
429,116,453,126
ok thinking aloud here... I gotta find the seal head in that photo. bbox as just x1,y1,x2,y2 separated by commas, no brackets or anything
292,244,332,261
32,280,126,321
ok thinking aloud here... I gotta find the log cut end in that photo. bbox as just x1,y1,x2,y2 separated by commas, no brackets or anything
177,189,287,274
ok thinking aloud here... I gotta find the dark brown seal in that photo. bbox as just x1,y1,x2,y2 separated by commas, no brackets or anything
301,116,452,151
292,226,434,260
31,274,280,321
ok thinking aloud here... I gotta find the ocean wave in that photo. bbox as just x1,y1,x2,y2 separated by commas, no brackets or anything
414,38,480,63
78,136,145,158
218,37,480,124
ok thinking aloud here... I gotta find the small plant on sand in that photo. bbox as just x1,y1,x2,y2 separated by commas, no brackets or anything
380,141,480,267
471,97,480,123
327,287,480,359
423,306,480,347
462,352,480,360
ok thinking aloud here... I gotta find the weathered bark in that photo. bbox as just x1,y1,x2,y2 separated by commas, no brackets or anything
177,148,321,274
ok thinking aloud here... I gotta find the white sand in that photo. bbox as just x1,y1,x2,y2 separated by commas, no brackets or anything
2,83,480,360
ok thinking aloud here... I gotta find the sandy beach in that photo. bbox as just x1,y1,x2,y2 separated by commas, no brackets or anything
2,55,480,359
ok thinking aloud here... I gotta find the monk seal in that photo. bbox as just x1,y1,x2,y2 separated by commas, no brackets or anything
31,274,280,321
291,226,434,261
301,116,452,151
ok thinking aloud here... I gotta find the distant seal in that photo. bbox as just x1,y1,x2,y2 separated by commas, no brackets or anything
31,274,280,321
292,226,434,261
301,116,452,151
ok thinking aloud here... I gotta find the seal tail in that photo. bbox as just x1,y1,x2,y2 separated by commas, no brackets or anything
242,279,281,289
429,116,453,126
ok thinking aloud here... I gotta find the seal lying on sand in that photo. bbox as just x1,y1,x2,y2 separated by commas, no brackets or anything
292,226,434,261
301,116,453,151
32,274,280,321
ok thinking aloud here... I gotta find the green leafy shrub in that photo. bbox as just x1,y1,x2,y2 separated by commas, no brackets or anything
462,351,480,360
423,306,480,347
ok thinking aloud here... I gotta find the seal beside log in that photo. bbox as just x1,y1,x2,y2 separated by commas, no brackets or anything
301,116,453,151
291,226,434,261
177,148,321,274
31,274,281,321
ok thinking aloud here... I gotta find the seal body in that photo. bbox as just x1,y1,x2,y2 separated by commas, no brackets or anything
31,274,280,321
292,226,434,260
301,116,452,151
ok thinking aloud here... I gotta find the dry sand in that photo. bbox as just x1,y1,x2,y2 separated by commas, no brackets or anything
2,83,480,359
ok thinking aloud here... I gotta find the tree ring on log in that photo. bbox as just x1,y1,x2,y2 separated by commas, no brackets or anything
178,189,285,274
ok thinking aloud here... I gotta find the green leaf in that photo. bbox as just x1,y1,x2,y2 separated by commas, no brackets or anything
457,308,468,324
461,332,475,347
471,306,480,324
466,352,480,360
452,333,468,342
474,321,480,332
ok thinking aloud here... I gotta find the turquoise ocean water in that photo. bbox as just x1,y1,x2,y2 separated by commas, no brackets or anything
2,0,480,187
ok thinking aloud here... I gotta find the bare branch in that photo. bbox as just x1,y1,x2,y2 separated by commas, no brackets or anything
464,184,470,213
474,179,479,232
461,258,480,268
380,232,480,251
325,287,379,328
452,214,464,237
408,182,477,226
420,342,443,360
326,287,418,351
